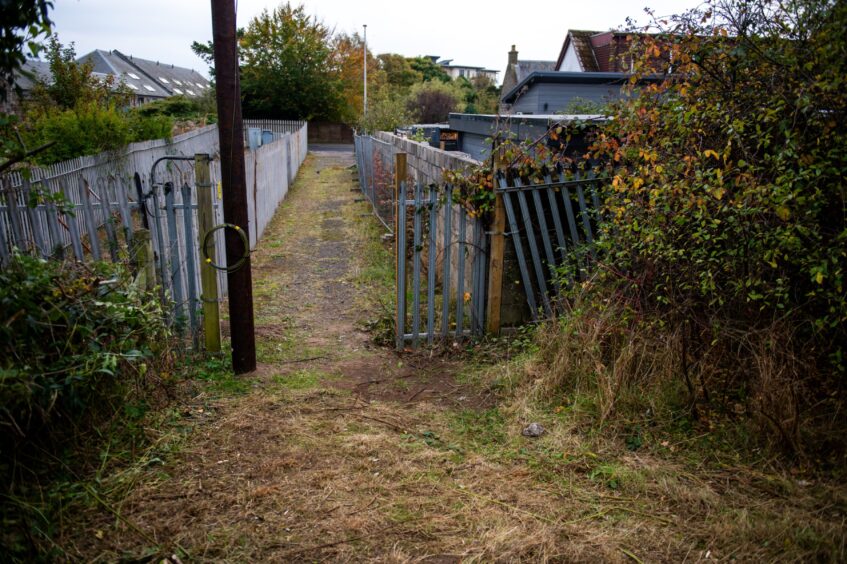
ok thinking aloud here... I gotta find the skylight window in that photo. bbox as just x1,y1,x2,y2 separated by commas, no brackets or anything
143,84,155,92
173,79,182,85
186,89,196,96
159,77,170,84
127,72,140,80
173,88,183,94
127,83,138,90
196,82,205,89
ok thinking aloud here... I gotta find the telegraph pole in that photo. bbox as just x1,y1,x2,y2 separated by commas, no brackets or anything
363,24,368,126
210,0,256,374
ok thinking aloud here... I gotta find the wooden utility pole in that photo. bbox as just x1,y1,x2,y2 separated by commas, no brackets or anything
210,0,256,373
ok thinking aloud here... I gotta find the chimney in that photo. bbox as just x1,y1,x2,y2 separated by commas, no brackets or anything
508,45,518,65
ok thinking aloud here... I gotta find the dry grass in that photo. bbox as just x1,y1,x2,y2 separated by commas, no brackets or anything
52,151,847,563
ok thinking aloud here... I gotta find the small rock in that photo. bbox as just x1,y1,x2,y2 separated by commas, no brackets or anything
522,422,545,437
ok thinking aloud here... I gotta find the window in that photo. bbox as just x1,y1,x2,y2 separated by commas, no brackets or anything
159,77,170,84
196,82,205,89
127,72,140,80
186,89,195,96
173,87,183,94
127,83,138,90
143,84,155,92
173,79,182,85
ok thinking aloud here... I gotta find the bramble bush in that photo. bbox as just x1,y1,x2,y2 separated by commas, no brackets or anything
562,0,846,457
0,253,171,442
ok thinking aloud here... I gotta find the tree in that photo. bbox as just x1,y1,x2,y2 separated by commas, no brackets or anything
21,38,172,164
378,53,421,89
330,32,382,124
239,3,344,121
28,36,129,113
406,80,461,123
0,0,53,102
408,57,451,83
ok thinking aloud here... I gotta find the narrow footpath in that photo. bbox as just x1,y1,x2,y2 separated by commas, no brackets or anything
65,148,592,562
60,148,828,563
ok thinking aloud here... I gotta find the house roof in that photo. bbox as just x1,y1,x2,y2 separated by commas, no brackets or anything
556,29,602,71
500,70,663,103
515,60,556,82
14,59,52,91
114,51,210,97
77,49,210,98
79,50,170,98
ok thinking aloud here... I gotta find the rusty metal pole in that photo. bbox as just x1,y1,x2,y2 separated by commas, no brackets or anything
210,0,256,374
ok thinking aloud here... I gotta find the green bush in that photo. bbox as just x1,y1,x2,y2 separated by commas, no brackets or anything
0,253,170,439
567,0,846,456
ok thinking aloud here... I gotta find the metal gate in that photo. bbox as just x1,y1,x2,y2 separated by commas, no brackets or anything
496,171,604,318
396,180,487,349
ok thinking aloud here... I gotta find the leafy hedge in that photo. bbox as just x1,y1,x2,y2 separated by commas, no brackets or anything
0,253,170,440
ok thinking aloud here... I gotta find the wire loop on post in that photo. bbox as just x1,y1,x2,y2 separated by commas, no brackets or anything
202,223,250,273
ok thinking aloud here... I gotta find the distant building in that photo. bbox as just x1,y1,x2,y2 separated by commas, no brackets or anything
429,56,499,83
79,50,211,106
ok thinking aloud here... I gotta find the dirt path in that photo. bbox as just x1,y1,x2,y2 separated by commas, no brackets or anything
63,150,845,563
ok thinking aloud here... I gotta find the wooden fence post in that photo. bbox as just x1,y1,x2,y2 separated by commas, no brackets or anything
131,228,155,291
394,152,407,347
195,153,221,353
486,148,507,335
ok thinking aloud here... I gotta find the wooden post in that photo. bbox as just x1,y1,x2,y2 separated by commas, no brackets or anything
131,228,155,291
195,154,221,353
211,0,256,373
394,152,407,341
486,148,507,335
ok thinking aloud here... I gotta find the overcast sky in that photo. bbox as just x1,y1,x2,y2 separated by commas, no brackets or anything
50,0,703,83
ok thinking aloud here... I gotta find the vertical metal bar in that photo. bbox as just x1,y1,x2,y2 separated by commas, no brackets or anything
164,182,185,322
517,188,551,315
77,176,101,260
588,171,601,214
545,178,567,261
62,178,85,261
411,181,423,349
455,207,466,341
43,179,63,258
530,185,556,270
114,177,133,245
181,182,199,339
150,183,169,299
427,186,437,345
441,185,452,338
395,180,407,350
500,185,538,319
561,185,581,246
472,219,486,337
576,183,595,246
22,178,48,257
0,198,9,266
4,180,26,251
97,179,118,261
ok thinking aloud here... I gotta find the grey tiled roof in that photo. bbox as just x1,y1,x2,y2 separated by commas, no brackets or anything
515,60,556,82
79,50,169,98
